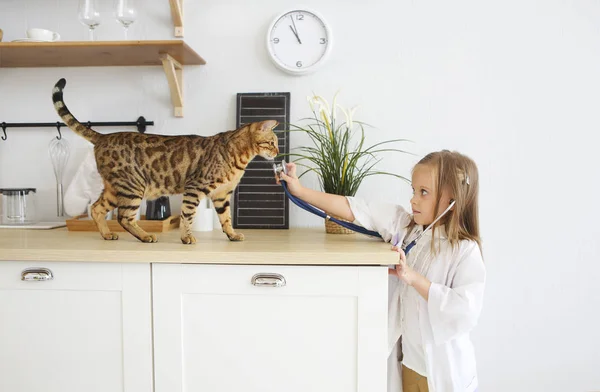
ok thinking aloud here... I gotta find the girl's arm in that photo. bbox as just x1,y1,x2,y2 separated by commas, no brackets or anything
277,162,355,222
390,247,432,299
413,276,432,300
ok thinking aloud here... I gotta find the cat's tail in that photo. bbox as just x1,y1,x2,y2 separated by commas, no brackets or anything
52,78,101,144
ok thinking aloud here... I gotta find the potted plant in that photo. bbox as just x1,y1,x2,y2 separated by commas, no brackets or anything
283,93,412,234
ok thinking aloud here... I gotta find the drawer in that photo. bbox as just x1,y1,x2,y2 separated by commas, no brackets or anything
0,261,124,291
153,264,378,296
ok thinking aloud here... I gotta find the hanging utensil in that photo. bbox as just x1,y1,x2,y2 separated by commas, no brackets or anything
48,124,70,217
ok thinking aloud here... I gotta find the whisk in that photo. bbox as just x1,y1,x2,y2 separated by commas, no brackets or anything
48,135,70,217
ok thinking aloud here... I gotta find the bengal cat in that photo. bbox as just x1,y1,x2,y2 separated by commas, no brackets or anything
52,78,279,244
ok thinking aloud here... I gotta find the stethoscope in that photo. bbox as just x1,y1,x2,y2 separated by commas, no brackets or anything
273,160,455,257
273,160,382,238
395,199,455,255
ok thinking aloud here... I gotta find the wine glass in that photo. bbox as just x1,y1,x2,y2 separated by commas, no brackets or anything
78,0,101,41
115,0,137,40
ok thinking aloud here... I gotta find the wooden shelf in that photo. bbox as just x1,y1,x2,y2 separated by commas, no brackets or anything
169,0,184,37
0,40,205,68
0,40,206,117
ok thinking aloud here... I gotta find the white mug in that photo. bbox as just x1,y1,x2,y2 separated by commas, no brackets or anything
26,28,60,42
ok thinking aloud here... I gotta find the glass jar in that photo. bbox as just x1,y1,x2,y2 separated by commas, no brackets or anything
0,188,37,225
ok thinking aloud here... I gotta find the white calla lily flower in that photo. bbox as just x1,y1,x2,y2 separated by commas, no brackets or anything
331,91,340,123
347,106,357,130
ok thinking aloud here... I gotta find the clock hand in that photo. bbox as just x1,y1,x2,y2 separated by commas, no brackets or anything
289,25,302,44
290,14,302,44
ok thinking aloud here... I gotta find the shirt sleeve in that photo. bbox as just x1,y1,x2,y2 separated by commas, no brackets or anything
427,241,486,345
345,196,411,243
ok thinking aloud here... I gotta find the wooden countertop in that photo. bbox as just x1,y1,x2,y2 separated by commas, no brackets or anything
0,228,398,265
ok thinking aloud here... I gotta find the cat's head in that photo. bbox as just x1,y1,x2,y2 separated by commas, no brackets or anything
250,120,279,160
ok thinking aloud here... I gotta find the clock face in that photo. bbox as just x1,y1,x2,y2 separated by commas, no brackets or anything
267,9,332,75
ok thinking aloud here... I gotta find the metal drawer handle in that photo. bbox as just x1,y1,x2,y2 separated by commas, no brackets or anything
251,273,286,287
21,268,54,282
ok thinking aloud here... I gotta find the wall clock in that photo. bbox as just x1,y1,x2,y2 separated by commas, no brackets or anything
266,9,333,75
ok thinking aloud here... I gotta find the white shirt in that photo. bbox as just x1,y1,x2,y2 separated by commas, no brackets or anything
399,225,428,376
347,197,486,392
401,283,428,376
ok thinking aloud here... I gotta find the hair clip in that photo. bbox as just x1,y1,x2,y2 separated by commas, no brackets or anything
459,171,470,186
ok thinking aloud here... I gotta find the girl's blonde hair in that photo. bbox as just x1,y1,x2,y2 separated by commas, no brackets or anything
411,150,481,251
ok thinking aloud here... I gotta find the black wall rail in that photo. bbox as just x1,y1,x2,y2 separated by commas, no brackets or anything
0,116,153,141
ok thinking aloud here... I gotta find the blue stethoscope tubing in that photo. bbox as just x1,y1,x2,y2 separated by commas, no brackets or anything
279,179,382,239
274,160,455,258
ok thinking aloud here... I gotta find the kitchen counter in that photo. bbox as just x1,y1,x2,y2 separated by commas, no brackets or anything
1,227,390,391
0,227,398,265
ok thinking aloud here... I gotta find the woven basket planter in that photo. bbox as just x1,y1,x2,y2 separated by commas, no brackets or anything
324,216,355,235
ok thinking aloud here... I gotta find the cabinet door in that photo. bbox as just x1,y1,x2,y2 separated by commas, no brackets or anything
153,264,387,392
0,261,153,392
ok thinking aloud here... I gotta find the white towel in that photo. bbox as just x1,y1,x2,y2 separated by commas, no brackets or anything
64,148,104,217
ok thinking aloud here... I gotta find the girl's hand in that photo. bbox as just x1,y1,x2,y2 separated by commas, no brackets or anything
276,162,303,196
388,247,415,286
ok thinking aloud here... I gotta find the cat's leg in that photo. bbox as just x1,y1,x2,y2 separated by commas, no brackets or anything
91,188,119,240
212,190,244,241
116,195,157,243
179,188,206,244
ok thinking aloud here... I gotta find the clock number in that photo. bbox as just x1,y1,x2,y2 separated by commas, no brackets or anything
273,38,280,44
296,14,304,21
320,38,327,44
296,61,303,68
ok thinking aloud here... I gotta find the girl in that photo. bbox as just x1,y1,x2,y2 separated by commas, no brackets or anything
277,150,485,392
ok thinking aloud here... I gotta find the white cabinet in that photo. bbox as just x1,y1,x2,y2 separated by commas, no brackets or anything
0,261,153,392
0,261,389,392
153,264,388,392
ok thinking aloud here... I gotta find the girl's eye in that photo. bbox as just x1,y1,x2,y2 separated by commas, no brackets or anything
421,189,428,196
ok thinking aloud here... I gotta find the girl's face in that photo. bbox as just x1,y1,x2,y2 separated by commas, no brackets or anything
410,164,453,226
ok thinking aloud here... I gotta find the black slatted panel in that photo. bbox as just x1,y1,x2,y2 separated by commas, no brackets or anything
233,93,290,229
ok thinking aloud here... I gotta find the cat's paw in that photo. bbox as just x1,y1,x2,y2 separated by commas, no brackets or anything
227,232,245,241
141,234,158,243
102,232,119,240
181,235,197,245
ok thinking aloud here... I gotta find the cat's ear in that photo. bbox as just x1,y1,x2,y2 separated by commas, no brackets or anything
259,120,278,131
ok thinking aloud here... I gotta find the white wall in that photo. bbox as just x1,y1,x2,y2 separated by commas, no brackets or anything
1,1,599,391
